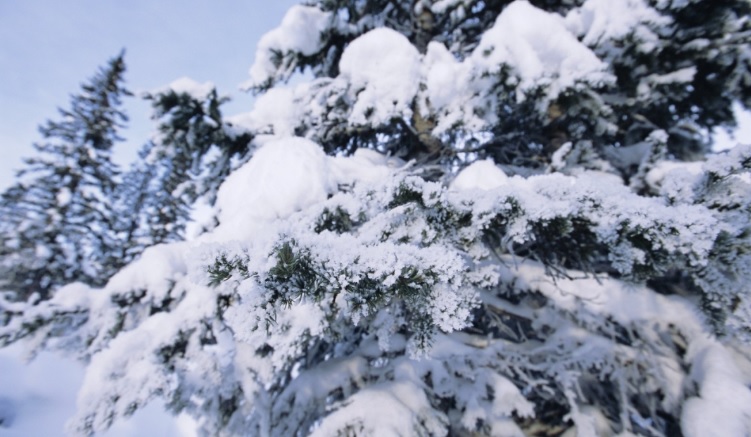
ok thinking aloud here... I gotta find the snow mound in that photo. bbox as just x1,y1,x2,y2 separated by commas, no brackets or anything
246,5,332,88
212,137,335,241
450,159,509,191
231,86,301,137
421,42,481,133
209,138,403,243
339,28,422,125
566,0,669,49
154,77,215,99
472,0,612,99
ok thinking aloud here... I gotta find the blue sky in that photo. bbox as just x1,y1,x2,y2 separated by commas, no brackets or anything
0,0,299,189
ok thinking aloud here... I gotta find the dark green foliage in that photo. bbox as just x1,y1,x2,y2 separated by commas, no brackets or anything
207,252,251,287
265,241,329,309
388,183,425,208
145,85,254,205
207,234,446,346
523,216,607,275
314,207,355,233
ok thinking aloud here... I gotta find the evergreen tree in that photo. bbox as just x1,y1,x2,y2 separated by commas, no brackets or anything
144,78,253,207
0,51,130,300
2,2,751,437
111,79,254,266
243,0,750,174
110,142,168,266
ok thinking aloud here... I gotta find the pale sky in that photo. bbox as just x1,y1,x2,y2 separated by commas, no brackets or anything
0,0,299,190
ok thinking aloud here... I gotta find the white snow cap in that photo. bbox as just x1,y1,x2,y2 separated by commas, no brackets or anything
247,5,331,88
331,148,405,186
154,77,214,99
566,0,669,48
339,28,422,125
450,159,509,191
472,0,612,99
422,41,481,133
421,0,614,135
213,137,335,238
211,138,401,242
229,86,301,137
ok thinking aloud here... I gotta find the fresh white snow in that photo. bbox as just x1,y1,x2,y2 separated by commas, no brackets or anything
245,5,332,89
339,28,422,126
0,344,196,437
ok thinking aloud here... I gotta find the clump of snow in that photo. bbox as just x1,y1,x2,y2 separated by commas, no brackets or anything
154,77,215,100
472,1,612,100
207,138,405,244
637,67,697,101
229,86,301,137
681,341,751,437
310,380,446,437
246,5,332,89
421,42,481,133
106,242,190,304
713,102,751,152
56,188,72,207
550,142,574,172
449,159,509,191
212,137,335,241
339,28,422,126
566,0,669,49
184,196,215,241
331,148,406,185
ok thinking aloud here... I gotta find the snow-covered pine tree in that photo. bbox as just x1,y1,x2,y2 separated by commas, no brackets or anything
110,141,167,266
0,51,131,300
141,78,252,238
242,0,750,175
2,1,751,437
144,78,253,206
110,78,254,268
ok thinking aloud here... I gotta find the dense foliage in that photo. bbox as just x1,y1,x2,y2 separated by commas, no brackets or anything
2,1,751,436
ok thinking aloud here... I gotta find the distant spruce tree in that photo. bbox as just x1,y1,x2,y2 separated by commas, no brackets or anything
110,141,168,267
0,51,130,300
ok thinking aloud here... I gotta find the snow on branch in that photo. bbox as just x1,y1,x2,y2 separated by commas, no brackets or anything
4,139,750,435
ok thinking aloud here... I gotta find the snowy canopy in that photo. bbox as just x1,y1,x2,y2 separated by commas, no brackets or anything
237,1,617,138
3,0,751,436
4,137,751,436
